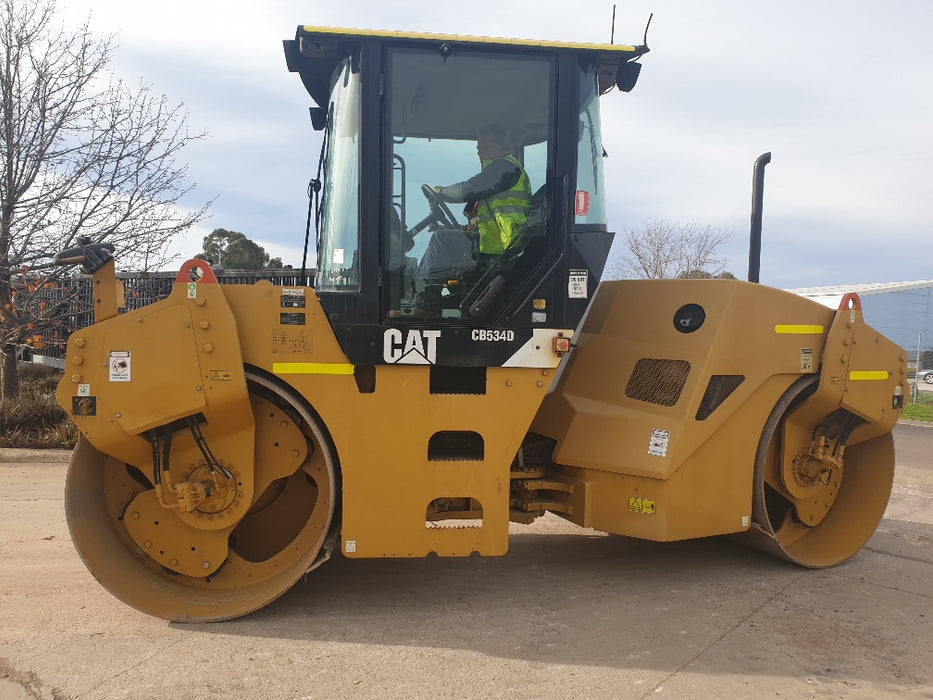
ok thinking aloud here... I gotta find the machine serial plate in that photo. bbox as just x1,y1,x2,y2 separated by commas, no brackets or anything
280,312,306,325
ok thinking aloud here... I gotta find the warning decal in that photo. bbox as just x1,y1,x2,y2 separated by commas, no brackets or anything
801,348,814,372
109,351,131,382
628,497,656,515
568,270,588,299
648,428,670,457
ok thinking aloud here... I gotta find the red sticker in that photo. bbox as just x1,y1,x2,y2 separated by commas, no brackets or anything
575,190,590,216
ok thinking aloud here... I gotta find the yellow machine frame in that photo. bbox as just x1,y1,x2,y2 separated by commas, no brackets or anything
51,25,907,622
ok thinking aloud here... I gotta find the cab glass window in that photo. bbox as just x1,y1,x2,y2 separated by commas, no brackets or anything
317,59,361,291
574,65,607,227
385,48,553,321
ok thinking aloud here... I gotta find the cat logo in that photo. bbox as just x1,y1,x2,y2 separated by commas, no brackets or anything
383,329,441,365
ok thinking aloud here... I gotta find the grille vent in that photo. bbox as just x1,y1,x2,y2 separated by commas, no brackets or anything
625,359,691,406
695,375,745,420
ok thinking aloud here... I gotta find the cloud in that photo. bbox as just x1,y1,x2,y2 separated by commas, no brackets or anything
53,0,933,288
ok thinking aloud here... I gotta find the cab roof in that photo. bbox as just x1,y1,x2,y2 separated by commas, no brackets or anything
296,25,642,55
284,25,648,110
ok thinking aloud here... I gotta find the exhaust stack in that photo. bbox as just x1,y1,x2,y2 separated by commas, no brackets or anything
748,152,771,283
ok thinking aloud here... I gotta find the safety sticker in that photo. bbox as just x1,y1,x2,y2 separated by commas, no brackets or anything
345,540,357,553
333,248,344,264
187,282,197,299
568,270,588,299
801,348,814,372
574,189,590,216
648,428,670,457
109,351,131,382
628,497,656,515
210,370,232,382
76,384,91,397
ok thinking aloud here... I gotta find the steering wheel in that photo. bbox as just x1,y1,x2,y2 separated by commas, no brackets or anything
421,183,459,228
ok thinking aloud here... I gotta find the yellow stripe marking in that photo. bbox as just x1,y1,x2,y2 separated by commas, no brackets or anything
774,324,824,334
273,362,355,375
849,371,889,381
299,26,638,53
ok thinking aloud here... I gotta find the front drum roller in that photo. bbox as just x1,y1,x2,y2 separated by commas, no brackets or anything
746,375,895,567
65,370,338,622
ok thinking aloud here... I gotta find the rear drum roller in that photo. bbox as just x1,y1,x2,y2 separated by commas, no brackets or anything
746,376,895,567
65,371,338,621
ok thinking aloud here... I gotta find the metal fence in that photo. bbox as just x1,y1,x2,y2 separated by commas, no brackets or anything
23,268,313,365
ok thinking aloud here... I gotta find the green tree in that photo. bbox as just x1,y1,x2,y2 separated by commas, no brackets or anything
0,0,208,399
197,229,283,269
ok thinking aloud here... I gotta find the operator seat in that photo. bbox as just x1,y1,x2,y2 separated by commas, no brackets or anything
462,183,549,319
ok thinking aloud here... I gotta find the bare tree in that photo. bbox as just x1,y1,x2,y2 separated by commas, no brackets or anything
0,0,209,398
607,218,732,280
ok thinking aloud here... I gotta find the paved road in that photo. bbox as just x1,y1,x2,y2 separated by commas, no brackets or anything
894,422,933,472
0,426,930,699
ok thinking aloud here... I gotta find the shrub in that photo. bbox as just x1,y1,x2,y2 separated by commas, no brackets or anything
0,366,77,448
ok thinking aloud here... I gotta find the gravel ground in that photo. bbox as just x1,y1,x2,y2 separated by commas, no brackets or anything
0,429,931,700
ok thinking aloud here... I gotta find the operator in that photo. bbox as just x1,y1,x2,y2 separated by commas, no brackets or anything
432,124,532,257
396,125,532,320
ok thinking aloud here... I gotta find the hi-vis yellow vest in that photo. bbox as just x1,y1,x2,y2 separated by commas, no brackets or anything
475,155,532,254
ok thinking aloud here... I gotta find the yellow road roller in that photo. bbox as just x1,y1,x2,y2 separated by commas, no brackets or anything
54,26,907,621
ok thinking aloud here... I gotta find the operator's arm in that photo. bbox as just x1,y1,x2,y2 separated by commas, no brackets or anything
435,158,521,203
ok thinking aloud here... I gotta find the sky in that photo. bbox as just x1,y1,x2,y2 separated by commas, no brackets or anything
56,0,933,289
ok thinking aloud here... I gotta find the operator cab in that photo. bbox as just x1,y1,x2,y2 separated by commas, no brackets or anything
284,27,646,366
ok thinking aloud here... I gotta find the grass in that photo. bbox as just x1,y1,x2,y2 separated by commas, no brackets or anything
0,364,77,449
902,389,933,422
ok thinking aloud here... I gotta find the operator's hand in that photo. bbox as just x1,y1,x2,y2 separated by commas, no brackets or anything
432,185,452,202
